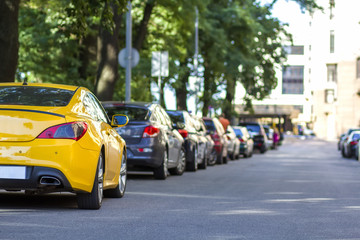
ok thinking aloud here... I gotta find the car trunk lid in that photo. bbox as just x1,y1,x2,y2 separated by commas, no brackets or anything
0,108,66,142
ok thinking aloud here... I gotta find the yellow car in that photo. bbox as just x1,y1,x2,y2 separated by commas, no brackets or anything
0,82,128,209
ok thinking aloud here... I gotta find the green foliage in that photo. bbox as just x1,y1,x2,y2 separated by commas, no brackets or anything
18,1,87,86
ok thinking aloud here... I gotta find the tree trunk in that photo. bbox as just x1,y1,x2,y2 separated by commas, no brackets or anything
95,2,122,101
223,77,235,120
0,0,19,82
134,0,155,51
175,62,189,110
202,64,212,117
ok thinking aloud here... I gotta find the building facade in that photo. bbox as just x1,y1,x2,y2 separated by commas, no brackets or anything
236,0,360,140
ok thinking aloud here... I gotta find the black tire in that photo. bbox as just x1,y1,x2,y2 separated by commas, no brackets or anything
169,148,186,175
154,150,168,180
77,152,104,210
186,147,198,171
230,147,236,160
104,151,127,198
223,155,228,164
208,149,217,166
341,147,348,158
198,149,207,169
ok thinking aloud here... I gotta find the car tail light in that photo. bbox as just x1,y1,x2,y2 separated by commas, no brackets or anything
212,132,220,141
239,138,245,143
350,141,358,146
178,129,188,138
37,122,88,141
143,125,160,138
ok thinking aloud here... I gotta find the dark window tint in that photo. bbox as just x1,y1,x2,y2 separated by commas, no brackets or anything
166,111,184,123
204,120,216,131
0,86,74,106
105,106,149,121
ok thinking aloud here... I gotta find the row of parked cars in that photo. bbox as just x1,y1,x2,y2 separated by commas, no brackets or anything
0,82,276,210
338,128,360,160
102,101,258,179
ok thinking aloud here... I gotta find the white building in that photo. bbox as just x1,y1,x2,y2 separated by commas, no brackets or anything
236,0,360,140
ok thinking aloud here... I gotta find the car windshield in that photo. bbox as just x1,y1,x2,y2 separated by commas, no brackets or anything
166,111,184,123
105,106,149,121
0,86,74,106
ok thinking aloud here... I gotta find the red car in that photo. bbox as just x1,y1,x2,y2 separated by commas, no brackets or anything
202,117,228,164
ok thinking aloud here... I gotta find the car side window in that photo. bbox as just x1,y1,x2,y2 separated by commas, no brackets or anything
83,93,109,123
158,107,172,128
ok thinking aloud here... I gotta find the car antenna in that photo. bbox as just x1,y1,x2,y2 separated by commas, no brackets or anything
23,77,28,86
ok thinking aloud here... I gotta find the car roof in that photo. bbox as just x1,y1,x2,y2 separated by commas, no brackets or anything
101,101,155,108
0,82,80,91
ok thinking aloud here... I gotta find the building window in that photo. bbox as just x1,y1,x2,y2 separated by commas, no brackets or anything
282,66,304,94
357,58,360,79
327,64,337,82
325,89,335,103
330,30,335,53
283,45,304,55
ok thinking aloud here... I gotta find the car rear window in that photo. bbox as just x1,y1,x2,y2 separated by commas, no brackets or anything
203,120,216,131
240,124,260,134
233,128,243,137
0,86,74,106
104,106,150,121
166,111,184,123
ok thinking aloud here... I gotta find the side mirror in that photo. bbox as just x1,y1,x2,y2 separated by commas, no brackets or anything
111,114,129,127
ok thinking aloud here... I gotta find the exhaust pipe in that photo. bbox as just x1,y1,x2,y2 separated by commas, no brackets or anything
40,176,61,186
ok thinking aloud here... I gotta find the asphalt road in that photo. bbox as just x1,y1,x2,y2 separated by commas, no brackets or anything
1,136,360,240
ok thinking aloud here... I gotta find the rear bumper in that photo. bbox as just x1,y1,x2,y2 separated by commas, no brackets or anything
0,166,72,192
0,139,99,193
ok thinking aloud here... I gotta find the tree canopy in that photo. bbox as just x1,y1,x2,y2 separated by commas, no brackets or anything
0,0,320,117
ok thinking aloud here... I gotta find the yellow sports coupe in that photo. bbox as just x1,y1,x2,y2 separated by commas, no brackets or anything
0,82,128,209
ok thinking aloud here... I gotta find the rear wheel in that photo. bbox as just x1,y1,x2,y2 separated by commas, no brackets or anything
216,147,223,165
186,147,198,171
104,151,127,198
154,150,168,180
77,152,103,209
208,149,217,166
198,149,207,169
169,148,186,175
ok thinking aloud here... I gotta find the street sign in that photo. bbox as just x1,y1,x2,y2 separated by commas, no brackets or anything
118,48,140,68
151,51,169,77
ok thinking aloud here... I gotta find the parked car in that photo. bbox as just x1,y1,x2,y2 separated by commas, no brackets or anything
166,110,201,171
103,102,185,179
233,126,254,158
226,126,241,160
263,125,274,149
339,128,360,154
342,130,360,158
239,122,268,153
203,117,228,164
0,83,129,209
192,116,217,167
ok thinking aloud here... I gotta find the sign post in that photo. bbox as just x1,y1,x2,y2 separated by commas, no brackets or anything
151,51,169,103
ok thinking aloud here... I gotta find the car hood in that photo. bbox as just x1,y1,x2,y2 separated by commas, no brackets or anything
0,108,66,142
